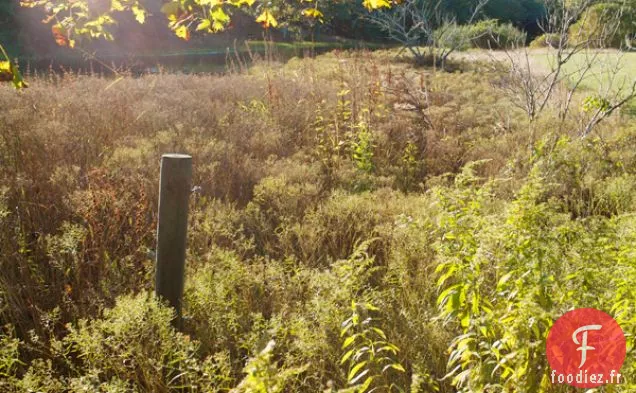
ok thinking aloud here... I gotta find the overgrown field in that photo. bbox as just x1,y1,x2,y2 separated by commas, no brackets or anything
1,50,635,392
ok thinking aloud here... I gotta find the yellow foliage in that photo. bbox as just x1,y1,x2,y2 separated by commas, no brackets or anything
256,9,278,28
175,25,191,41
363,0,392,10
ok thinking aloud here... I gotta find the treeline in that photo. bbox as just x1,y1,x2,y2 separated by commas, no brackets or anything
327,0,547,38
1,0,547,56
0,0,634,58
1,0,269,57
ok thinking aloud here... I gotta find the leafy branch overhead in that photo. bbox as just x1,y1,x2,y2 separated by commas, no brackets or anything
0,44,27,89
20,0,396,44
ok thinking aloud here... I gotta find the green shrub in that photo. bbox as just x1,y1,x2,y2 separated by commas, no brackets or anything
1,50,635,393
351,122,375,174
60,292,228,392
0,327,22,389
469,19,527,49
529,33,563,48
339,301,406,392
568,2,635,48
232,340,307,393
435,20,527,50
433,164,636,391
434,23,474,52
184,248,275,365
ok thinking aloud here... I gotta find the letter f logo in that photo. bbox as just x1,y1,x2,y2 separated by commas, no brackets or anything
573,325,602,368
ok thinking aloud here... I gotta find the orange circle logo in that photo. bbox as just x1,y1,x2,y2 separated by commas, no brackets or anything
546,308,626,388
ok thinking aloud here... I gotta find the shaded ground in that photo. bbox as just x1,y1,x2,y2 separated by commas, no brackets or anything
18,39,392,75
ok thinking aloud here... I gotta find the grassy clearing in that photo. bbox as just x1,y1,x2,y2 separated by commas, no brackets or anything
1,50,635,392
457,48,635,91
531,49,636,90
454,48,636,114
532,49,636,114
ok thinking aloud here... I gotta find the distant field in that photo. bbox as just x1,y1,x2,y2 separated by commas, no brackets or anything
531,50,636,91
534,50,636,114
457,48,635,88
457,48,636,113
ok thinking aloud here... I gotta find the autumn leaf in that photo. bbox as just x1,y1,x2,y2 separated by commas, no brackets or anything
19,0,41,8
10,62,28,89
0,61,12,82
210,7,231,31
0,49,28,89
52,24,69,47
41,14,55,24
228,0,255,5
256,9,278,28
363,0,392,10
111,0,125,12
175,25,190,41
132,5,146,24
197,19,211,31
302,8,324,21
200,0,223,6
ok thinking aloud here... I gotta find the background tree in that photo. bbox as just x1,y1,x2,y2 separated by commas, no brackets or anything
0,1,20,55
568,1,636,48
17,0,394,45
495,0,636,136
365,0,495,67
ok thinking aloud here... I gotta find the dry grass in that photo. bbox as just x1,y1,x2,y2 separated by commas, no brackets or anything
1,50,635,392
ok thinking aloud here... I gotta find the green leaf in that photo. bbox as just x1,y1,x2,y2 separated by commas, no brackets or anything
210,7,230,31
340,348,355,365
370,327,387,340
11,63,28,89
363,0,392,10
256,9,278,28
348,361,368,382
364,303,379,311
342,334,357,349
302,7,324,21
496,272,513,290
132,5,146,24
437,284,461,307
349,366,369,384
175,25,190,41
377,344,399,355
111,0,125,11
382,363,406,373
437,264,458,287
0,61,12,82
471,291,479,315
196,19,211,31
460,312,470,328
0,45,27,89
360,376,375,392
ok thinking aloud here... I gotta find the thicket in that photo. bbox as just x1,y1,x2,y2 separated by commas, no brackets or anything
3,0,549,59
568,2,636,48
0,50,635,391
435,19,527,50
529,32,562,47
